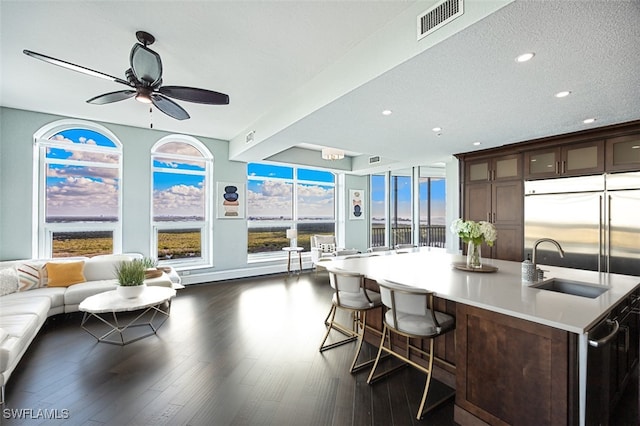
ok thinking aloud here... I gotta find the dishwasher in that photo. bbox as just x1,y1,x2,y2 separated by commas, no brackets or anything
586,290,640,426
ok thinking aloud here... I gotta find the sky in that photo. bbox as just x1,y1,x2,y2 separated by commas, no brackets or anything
247,163,334,219
46,129,207,220
371,174,446,224
46,129,120,218
45,130,444,223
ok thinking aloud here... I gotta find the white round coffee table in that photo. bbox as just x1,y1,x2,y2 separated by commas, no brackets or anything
79,286,176,345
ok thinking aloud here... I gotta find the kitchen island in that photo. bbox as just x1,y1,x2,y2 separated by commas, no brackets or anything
324,248,640,426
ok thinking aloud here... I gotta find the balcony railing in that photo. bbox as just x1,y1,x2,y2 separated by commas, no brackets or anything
371,225,446,248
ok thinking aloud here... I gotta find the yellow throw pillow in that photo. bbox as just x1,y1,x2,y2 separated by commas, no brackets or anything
46,261,86,287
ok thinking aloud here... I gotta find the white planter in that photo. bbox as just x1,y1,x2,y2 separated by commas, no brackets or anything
116,284,146,299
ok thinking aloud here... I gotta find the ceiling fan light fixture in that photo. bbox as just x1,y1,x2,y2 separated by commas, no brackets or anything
321,147,345,161
135,90,152,104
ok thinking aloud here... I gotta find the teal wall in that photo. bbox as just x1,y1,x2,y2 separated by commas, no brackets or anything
0,107,247,271
343,174,369,252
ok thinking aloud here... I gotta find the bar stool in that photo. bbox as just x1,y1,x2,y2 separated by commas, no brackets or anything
367,279,455,419
319,268,382,373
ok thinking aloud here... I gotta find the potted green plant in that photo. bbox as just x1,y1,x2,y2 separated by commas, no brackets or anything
115,259,146,298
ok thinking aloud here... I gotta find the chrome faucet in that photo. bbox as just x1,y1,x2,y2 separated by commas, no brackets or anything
532,238,565,266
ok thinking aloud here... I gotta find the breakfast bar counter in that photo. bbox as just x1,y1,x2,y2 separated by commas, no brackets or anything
324,248,640,426
326,248,639,333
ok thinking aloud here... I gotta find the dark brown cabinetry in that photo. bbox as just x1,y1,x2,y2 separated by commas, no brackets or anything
524,140,604,179
455,303,576,426
465,154,521,183
457,120,640,264
606,134,640,172
463,155,523,261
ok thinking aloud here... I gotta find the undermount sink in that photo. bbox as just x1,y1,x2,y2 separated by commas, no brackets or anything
531,278,609,299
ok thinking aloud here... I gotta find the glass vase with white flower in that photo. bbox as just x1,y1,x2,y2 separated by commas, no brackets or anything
450,219,497,268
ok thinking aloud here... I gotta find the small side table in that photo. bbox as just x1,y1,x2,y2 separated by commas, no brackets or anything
283,246,304,273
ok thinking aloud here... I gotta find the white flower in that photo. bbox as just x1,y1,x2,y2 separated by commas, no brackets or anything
450,218,497,246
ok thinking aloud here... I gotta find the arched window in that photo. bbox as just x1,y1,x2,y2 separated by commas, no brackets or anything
151,136,213,267
34,120,122,258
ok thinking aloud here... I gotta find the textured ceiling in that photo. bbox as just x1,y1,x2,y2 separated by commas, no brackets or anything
2,1,639,174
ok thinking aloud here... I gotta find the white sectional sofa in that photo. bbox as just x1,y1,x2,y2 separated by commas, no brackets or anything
0,254,182,404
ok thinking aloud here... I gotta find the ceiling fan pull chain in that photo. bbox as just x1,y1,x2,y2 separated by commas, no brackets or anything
149,106,153,129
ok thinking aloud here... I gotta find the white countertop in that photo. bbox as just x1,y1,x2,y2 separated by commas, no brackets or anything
325,248,640,334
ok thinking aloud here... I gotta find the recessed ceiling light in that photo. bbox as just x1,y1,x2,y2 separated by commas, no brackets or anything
432,127,442,132
382,109,393,116
583,118,596,124
555,91,571,98
515,52,535,63
473,141,481,146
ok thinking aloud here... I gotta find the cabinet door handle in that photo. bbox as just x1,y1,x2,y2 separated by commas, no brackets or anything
492,212,496,223
487,212,491,222
589,319,619,347
562,160,566,174
555,161,560,174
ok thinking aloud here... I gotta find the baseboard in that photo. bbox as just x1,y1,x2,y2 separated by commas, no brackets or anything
179,260,316,285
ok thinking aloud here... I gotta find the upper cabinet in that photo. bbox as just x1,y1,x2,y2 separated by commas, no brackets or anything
465,154,521,183
606,134,640,172
524,140,605,179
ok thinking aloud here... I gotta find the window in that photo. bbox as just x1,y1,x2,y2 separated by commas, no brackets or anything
391,169,412,246
247,163,335,255
370,174,387,247
35,121,122,258
151,136,212,267
370,167,446,249
419,172,446,247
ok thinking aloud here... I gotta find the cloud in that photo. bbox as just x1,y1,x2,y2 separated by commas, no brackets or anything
247,181,292,218
154,184,204,217
247,181,334,219
46,176,118,217
48,165,119,180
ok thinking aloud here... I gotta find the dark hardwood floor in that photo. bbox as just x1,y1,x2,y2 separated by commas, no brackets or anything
3,271,638,425
4,272,454,426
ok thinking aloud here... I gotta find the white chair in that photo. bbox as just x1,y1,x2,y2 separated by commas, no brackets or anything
319,269,383,373
367,280,455,419
310,234,338,266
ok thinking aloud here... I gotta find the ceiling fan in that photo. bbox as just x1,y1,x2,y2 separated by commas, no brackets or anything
23,31,230,120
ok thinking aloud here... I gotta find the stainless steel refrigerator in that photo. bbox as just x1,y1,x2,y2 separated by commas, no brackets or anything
524,172,640,276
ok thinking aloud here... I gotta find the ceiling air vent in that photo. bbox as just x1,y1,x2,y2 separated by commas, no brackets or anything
417,0,464,41
369,155,381,165
245,130,255,144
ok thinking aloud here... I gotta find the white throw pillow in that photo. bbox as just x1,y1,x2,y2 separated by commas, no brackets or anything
15,262,47,291
0,268,19,296
318,243,336,253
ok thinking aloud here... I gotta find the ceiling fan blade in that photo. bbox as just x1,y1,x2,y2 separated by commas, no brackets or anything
151,93,190,120
87,90,136,105
23,50,130,86
130,44,162,87
159,86,230,105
